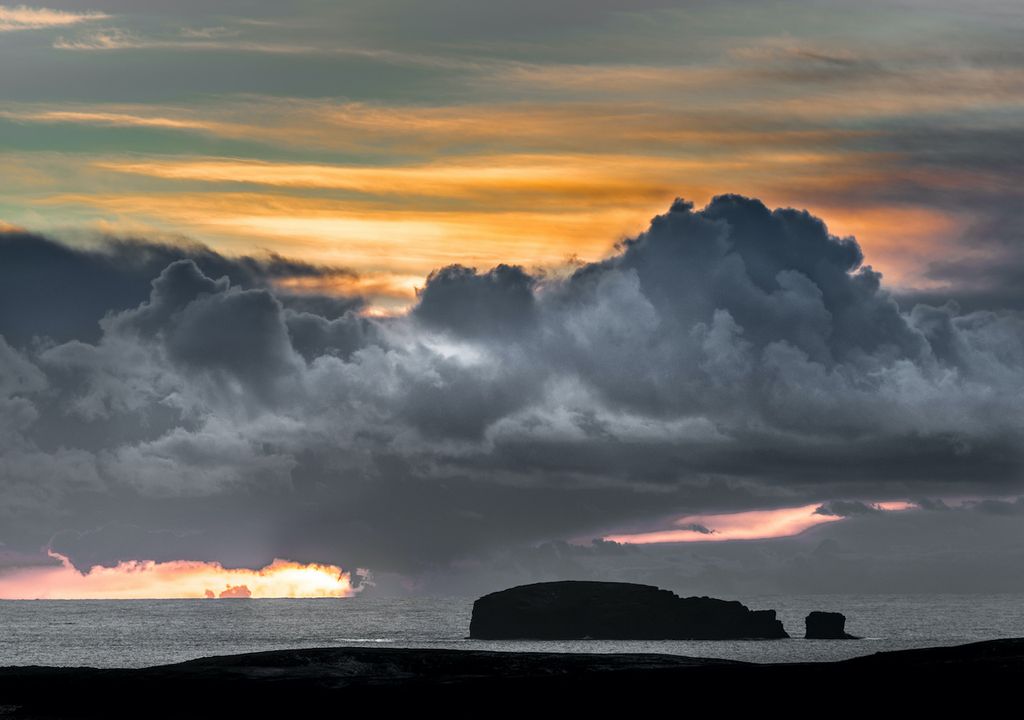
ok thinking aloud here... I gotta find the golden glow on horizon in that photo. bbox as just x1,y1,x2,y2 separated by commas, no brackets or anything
37,189,658,287
0,552,359,599
93,154,736,203
273,272,425,310
606,501,917,544
61,150,963,278
33,180,959,303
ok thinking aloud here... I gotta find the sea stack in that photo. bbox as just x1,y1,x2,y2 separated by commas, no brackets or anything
805,611,858,639
469,580,789,640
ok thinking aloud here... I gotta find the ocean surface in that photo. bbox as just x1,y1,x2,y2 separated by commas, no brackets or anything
2,594,1024,668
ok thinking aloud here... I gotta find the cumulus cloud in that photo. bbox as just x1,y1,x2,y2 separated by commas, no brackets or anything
217,583,252,598
0,230,362,346
2,195,1023,585
414,264,537,338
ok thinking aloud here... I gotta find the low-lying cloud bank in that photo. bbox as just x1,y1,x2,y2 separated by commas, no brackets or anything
1,195,1022,589
0,551,361,599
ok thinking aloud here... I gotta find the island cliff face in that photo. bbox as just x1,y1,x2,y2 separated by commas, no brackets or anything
470,581,788,640
805,611,858,639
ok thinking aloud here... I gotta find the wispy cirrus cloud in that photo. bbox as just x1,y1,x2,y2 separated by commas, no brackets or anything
0,4,107,32
0,108,220,132
52,27,483,70
0,97,874,157
93,154,718,201
52,28,307,53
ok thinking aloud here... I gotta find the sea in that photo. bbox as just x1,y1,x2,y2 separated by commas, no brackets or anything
2,594,1023,668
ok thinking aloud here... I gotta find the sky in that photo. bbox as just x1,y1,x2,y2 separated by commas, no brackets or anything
1,1,1023,598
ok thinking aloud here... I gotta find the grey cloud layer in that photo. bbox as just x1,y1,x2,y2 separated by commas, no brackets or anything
0,230,362,346
1,195,1023,577
392,501,1024,598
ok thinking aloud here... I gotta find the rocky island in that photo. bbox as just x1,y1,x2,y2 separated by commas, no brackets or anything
470,580,789,639
806,611,859,639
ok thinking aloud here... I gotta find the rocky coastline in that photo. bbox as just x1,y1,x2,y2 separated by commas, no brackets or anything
0,639,1021,717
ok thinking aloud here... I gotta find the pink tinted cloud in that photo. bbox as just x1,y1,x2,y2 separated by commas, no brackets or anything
217,584,252,598
605,501,915,544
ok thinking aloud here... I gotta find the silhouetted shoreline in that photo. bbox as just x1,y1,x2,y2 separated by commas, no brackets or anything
1,639,1021,717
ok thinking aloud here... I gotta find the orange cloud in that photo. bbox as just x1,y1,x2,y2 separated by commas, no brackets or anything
41,189,662,285
5,104,982,308
0,552,359,599
273,272,424,312
40,173,956,313
217,584,253,599
92,154,708,203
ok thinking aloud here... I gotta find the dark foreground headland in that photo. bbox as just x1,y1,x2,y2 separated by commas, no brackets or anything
1,639,1023,717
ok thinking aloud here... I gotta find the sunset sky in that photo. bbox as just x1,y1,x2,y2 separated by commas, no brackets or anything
1,1,1023,598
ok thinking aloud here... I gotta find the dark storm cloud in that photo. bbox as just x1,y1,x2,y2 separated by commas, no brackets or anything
678,523,716,534
283,310,371,362
914,497,951,511
2,195,1024,581
48,524,206,569
969,497,1024,515
374,500,1024,597
899,252,1024,313
109,260,304,403
413,263,537,338
0,230,362,346
0,548,55,571
833,124,1024,314
588,195,916,367
814,500,880,517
